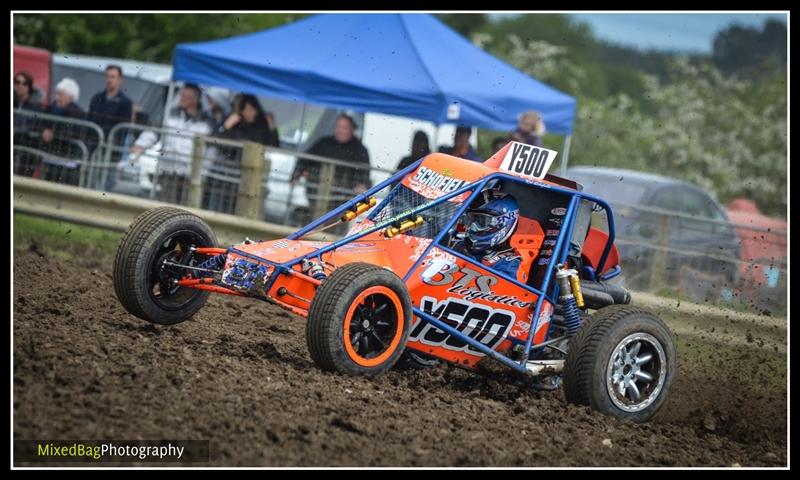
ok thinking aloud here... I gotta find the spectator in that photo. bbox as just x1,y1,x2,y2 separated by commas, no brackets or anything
293,113,371,196
87,65,133,190
13,71,43,111
13,71,44,177
396,130,431,172
39,78,87,185
439,125,482,162
13,71,44,135
509,110,546,147
129,83,212,203
491,136,507,154
201,94,280,213
218,94,279,147
42,78,86,144
87,65,133,137
205,87,232,133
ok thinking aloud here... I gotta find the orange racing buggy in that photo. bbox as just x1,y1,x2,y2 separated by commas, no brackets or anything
113,142,676,422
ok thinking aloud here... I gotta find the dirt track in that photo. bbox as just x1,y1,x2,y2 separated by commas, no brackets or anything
13,246,787,467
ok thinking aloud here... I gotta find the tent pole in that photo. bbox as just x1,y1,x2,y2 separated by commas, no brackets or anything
297,103,307,150
559,135,572,176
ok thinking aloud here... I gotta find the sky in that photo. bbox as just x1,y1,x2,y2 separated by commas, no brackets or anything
490,13,788,53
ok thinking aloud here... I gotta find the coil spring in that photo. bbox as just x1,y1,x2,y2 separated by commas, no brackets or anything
307,262,328,282
196,254,226,272
562,296,581,337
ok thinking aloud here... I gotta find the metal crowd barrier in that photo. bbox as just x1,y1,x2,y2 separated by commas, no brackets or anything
13,109,105,188
101,123,395,229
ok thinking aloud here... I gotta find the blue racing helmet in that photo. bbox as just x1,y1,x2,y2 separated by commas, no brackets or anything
464,190,519,254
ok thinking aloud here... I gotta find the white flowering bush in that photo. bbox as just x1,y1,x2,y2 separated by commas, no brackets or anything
477,34,788,216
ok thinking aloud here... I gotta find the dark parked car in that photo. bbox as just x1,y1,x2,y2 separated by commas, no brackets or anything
567,167,741,293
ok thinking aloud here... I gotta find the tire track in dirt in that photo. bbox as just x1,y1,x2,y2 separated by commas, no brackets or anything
13,249,787,466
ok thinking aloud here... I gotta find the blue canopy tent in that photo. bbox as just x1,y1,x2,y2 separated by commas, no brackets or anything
172,13,577,167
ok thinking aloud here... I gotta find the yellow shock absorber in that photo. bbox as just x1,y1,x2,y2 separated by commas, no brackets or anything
569,274,585,308
384,215,424,238
341,197,377,222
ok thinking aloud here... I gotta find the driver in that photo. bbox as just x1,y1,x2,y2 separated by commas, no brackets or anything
451,189,522,279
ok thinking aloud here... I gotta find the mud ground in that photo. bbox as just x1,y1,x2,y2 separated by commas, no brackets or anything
13,244,787,467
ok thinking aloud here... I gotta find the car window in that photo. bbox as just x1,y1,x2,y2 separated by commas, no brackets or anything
681,190,722,219
650,188,681,211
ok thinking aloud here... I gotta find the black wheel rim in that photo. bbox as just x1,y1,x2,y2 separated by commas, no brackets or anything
147,230,207,311
348,293,399,360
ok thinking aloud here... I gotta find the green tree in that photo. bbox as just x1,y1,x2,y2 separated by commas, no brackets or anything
712,19,787,78
436,13,488,38
13,13,305,63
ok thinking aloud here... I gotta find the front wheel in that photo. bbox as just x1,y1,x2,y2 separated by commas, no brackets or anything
562,305,676,423
113,207,217,325
306,263,412,376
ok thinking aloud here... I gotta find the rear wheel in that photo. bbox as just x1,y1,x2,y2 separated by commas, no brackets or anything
306,263,412,376
113,207,217,325
563,305,676,422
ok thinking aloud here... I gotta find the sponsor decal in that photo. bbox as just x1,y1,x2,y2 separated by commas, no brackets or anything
446,286,532,309
408,238,434,262
408,166,467,196
539,249,553,257
337,242,378,252
551,207,567,216
499,142,558,180
531,302,554,339
410,296,515,356
421,258,497,292
542,239,557,247
420,258,532,308
537,257,550,266
545,229,560,236
548,217,563,227
347,219,375,235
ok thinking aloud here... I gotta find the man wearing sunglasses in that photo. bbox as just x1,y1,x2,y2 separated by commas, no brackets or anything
450,189,522,279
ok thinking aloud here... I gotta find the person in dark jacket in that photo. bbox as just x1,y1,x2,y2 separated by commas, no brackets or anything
396,130,431,172
87,65,133,137
202,94,279,213
13,71,45,177
13,71,43,112
293,113,371,194
218,94,279,147
439,125,482,162
13,71,44,137
39,78,87,184
87,65,133,190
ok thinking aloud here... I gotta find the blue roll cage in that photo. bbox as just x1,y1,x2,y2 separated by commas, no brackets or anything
227,158,620,375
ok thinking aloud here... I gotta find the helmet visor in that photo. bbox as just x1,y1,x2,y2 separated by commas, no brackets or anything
465,210,501,234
